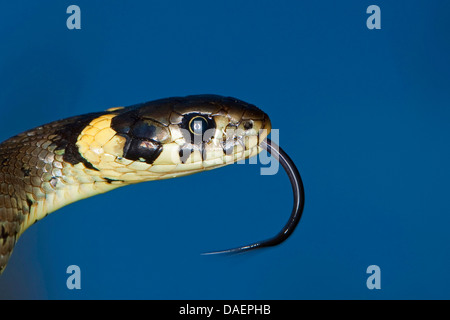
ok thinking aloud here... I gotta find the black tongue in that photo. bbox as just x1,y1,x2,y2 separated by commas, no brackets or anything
202,138,305,255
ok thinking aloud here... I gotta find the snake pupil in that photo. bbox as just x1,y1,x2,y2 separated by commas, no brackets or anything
189,116,208,136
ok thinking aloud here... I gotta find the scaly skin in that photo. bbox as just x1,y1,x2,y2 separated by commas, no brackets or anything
0,95,270,274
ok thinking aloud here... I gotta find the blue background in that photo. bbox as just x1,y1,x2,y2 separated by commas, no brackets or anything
0,0,449,299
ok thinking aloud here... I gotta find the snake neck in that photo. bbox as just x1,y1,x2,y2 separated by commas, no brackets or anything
0,112,124,274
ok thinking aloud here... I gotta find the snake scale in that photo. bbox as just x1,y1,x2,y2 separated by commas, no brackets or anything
0,94,304,275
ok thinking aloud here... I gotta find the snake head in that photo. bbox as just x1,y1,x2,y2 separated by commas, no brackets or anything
76,95,271,182
172,95,272,167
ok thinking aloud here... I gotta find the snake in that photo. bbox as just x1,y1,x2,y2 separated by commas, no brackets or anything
0,94,304,275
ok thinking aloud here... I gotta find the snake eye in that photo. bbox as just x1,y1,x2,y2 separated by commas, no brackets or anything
189,116,208,136
181,113,216,144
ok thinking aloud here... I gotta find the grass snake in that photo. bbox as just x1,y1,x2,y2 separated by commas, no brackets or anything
0,94,304,275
